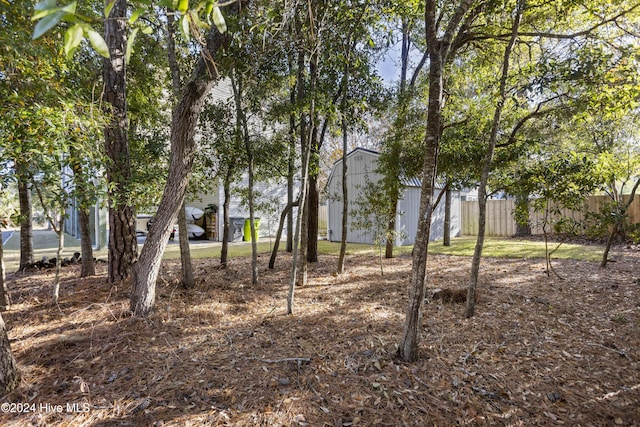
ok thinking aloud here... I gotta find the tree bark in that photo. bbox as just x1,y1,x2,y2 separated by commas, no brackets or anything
0,313,20,394
17,178,33,271
398,0,475,362
231,71,259,285
465,0,523,319
103,0,137,284
399,52,443,362
77,207,96,277
287,77,296,253
306,173,319,263
0,233,10,311
177,204,195,288
166,8,195,289
288,46,311,314
130,9,236,316
444,184,452,246
269,201,299,269
337,112,349,274
220,170,232,268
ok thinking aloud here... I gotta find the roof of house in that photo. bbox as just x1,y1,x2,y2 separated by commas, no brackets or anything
327,147,422,189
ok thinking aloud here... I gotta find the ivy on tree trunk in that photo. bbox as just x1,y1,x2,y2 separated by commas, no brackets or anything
103,0,137,284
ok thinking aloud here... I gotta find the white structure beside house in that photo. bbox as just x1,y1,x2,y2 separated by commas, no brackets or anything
184,173,293,242
326,147,461,246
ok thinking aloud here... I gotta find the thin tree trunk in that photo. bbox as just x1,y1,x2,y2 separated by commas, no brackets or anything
288,46,310,315
307,173,319,263
287,126,311,314
443,183,452,246
69,145,96,277
399,0,475,362
130,4,239,316
465,0,523,318
220,171,232,268
17,178,33,271
385,20,411,260
337,115,349,274
287,78,296,253
0,313,20,394
399,53,442,362
166,9,195,289
177,204,195,288
269,200,299,269
104,0,137,284
77,207,95,277
0,232,10,311
53,216,64,306
337,44,352,273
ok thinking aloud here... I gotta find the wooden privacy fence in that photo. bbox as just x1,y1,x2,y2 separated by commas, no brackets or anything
461,196,640,236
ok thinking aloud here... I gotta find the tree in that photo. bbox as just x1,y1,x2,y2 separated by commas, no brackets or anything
165,9,194,288
398,0,477,362
199,98,246,268
103,0,137,284
466,0,524,318
350,176,407,276
130,2,245,316
0,313,20,394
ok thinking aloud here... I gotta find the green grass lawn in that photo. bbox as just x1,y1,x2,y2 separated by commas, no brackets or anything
3,230,605,273
426,236,604,261
192,236,603,262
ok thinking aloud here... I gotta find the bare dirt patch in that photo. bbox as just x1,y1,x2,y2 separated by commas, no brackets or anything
1,249,639,426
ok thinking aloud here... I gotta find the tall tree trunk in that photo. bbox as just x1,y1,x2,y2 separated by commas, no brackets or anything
337,47,352,274
299,51,319,287
78,207,96,277
287,83,296,253
0,313,20,394
220,171,232,268
399,52,443,362
337,115,349,274
307,173,319,263
287,125,311,314
177,204,194,288
385,19,411,260
269,201,299,269
70,146,96,278
399,0,475,362
166,9,195,289
0,233,10,311
231,72,259,285
443,184,452,246
288,47,310,314
52,216,64,305
17,178,33,271
465,0,523,319
103,0,137,284
130,5,238,316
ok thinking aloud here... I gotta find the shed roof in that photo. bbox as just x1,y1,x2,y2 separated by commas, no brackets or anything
327,147,422,189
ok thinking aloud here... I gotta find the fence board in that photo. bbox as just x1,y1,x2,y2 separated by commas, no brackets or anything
461,196,640,236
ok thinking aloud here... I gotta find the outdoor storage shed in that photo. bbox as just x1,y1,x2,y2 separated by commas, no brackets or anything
326,147,461,246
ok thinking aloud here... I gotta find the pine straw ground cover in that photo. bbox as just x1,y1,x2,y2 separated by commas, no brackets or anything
0,248,639,427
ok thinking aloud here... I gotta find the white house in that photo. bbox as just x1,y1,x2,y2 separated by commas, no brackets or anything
325,147,461,246
183,173,293,242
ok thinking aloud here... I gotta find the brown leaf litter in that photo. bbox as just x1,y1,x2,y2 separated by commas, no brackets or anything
0,246,639,426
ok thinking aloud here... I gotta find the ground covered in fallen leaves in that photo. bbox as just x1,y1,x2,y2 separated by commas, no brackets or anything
1,246,639,426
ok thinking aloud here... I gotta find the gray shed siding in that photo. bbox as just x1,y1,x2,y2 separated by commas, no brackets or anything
327,148,460,246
